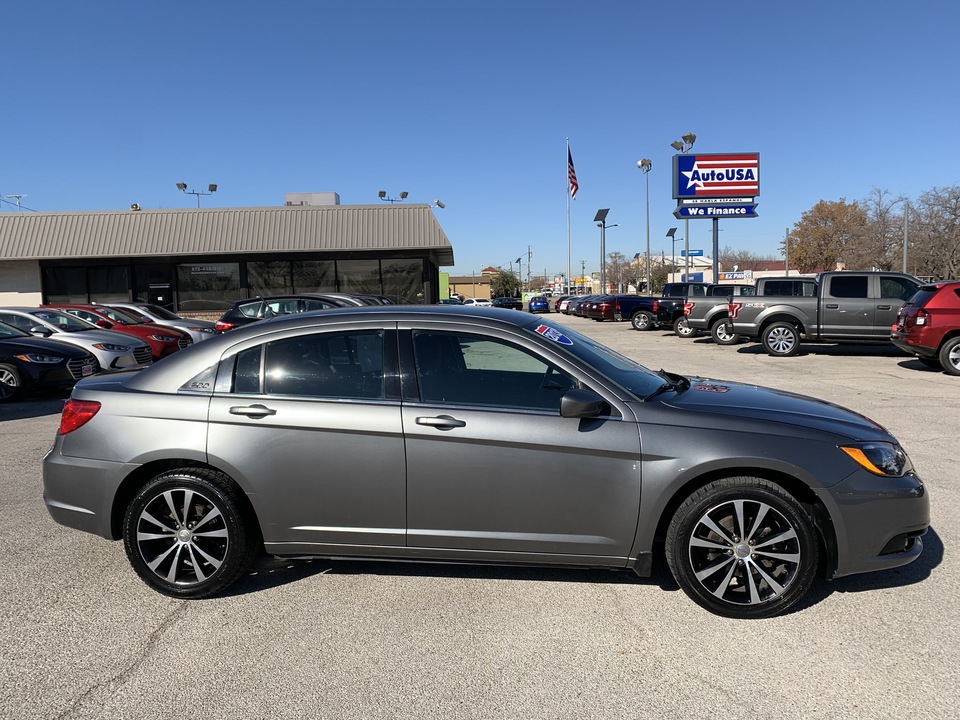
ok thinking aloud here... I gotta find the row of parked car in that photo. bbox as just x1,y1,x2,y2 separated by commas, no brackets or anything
570,275,960,377
438,296,552,312
0,293,398,402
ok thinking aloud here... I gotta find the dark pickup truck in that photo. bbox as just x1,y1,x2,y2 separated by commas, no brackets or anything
684,277,816,344
615,282,714,330
727,271,922,356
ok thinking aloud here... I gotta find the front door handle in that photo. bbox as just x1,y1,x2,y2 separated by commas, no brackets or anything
229,404,277,418
825,303,839,309
416,415,466,430
877,304,892,310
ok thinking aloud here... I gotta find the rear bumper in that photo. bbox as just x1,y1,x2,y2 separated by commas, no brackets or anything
890,333,938,359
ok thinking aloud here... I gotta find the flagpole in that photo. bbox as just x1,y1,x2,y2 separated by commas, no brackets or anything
566,138,572,295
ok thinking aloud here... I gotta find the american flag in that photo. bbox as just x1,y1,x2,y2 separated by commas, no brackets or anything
567,148,579,199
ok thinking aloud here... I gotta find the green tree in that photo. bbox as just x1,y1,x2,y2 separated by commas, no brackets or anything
490,268,520,297
784,199,867,273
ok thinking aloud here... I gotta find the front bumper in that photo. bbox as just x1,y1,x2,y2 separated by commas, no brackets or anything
820,467,929,578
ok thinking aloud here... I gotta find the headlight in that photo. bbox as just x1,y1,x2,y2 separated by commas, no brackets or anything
191,327,214,334
14,353,64,364
839,442,913,477
148,335,179,342
92,343,131,352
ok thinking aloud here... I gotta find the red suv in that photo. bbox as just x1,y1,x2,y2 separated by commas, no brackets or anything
891,280,960,375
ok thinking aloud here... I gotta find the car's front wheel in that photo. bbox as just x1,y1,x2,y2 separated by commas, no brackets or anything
665,477,818,619
123,468,259,598
0,363,22,402
939,336,960,375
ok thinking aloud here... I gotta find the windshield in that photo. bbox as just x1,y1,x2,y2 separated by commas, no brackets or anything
523,319,667,399
28,309,98,332
95,306,142,324
0,321,30,340
139,304,180,320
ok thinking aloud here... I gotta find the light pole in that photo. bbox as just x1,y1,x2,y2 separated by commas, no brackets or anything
666,227,680,281
176,182,217,208
594,209,618,293
637,159,652,293
670,132,696,280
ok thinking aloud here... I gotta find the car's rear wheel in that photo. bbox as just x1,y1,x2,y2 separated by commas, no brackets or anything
123,468,259,598
762,322,801,357
939,336,960,375
665,477,818,619
631,311,654,331
711,319,740,345
0,363,22,403
673,316,699,338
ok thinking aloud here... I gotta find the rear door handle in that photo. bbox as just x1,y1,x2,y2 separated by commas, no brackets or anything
416,415,466,430
825,303,839,309
229,404,277,418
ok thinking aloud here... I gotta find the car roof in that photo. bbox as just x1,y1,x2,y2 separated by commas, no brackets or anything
124,305,552,392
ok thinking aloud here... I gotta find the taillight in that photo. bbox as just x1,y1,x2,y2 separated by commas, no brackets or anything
215,320,233,332
915,310,929,326
729,302,743,319
653,300,660,312
684,302,695,316
59,399,101,435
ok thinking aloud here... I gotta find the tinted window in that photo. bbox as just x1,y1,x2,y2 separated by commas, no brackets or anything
412,331,577,411
880,276,920,301
233,330,384,399
828,275,868,298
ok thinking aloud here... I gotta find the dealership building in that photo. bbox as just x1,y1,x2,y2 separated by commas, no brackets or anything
0,194,454,315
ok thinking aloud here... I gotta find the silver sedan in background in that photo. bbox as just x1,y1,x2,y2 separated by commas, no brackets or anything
104,302,218,343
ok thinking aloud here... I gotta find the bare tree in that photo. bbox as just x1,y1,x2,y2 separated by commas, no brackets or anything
909,186,960,280
846,188,906,270
719,246,765,270
784,199,868,272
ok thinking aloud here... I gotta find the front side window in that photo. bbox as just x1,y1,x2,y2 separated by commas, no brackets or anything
412,331,577,411
880,276,920,301
232,330,385,400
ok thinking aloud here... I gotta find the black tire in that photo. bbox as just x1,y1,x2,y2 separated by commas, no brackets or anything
762,321,801,357
711,319,740,346
0,363,22,403
673,316,699,338
939,336,960,376
123,468,259,598
665,477,818,619
631,311,654,331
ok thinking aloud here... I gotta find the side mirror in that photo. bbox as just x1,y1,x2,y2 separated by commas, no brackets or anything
559,389,606,418
30,325,53,337
95,319,112,328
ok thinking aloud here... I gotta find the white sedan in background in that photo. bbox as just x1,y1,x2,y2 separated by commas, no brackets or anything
461,298,492,307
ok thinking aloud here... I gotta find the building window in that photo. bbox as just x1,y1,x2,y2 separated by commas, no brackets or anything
177,262,240,313
42,267,88,303
336,259,382,295
88,266,130,303
247,261,293,295
293,260,336,294
382,259,424,303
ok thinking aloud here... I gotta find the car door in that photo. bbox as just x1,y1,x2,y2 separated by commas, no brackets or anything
399,325,642,564
206,324,407,551
820,274,873,338
875,275,921,337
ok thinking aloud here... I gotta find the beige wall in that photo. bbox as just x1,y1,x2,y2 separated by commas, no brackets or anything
0,260,43,306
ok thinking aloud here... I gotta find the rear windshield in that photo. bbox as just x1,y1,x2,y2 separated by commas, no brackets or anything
906,288,939,308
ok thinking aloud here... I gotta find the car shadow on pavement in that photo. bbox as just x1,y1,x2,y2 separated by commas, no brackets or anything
897,358,949,374
734,342,910,359
0,393,68,422
225,554,656,598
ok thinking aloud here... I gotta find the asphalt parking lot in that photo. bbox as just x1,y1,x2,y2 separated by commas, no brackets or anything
1,314,957,720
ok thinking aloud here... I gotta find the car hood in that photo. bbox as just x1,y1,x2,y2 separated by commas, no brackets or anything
659,376,890,441
56,328,151,348
0,336,89,358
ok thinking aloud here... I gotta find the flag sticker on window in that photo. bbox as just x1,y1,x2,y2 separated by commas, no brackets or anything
535,325,573,345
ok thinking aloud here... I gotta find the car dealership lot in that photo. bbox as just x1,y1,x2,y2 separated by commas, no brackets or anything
1,316,957,720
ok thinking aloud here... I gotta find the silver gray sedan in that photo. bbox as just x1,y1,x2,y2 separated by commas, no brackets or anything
42,306,929,618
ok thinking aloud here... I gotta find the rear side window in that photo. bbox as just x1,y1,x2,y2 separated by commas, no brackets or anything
232,330,384,399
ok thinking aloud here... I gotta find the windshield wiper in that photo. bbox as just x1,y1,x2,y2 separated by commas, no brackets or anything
645,369,689,401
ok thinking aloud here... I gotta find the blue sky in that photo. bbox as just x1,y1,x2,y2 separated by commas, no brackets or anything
2,1,958,280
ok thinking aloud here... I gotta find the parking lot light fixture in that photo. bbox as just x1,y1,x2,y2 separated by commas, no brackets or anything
176,182,217,208
637,158,653,294
671,133,697,279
